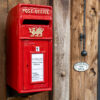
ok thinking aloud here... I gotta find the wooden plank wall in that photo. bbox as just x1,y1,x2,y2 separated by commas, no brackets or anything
0,0,71,100
7,1,51,100
0,0,99,100
0,0,51,100
70,0,98,100
8,92,49,100
0,0,7,100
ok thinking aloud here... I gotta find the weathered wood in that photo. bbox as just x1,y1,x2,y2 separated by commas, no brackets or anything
8,0,49,11
0,0,7,100
70,0,98,100
7,97,29,100
7,92,49,100
30,92,49,100
53,0,70,100
7,0,50,100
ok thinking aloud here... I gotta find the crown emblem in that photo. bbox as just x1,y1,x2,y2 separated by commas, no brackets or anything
29,27,44,37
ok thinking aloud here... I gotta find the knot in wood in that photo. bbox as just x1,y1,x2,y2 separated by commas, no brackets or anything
61,71,66,77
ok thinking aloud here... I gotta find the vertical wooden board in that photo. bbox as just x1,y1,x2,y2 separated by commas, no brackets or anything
7,92,48,100
53,0,70,100
0,0,8,100
30,92,49,100
7,97,29,100
8,0,49,11
7,0,51,100
70,0,85,100
70,0,98,100
85,0,98,100
8,92,48,100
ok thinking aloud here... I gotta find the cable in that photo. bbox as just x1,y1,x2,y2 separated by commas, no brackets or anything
83,0,86,50
81,0,87,56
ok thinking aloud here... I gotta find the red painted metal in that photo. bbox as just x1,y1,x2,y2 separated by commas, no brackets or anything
6,4,53,93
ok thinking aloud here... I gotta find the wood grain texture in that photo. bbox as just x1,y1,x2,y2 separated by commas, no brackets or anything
7,92,49,100
53,0,70,100
30,92,49,100
8,0,49,11
0,0,7,100
7,0,50,100
70,0,98,100
7,97,29,100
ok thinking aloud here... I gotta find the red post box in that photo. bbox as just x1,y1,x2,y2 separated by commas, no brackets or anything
6,4,53,93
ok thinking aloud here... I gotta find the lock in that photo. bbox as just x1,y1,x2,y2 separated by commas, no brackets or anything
6,4,53,93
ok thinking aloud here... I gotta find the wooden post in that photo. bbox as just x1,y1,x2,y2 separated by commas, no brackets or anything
53,0,71,100
7,92,49,100
6,0,51,100
7,0,50,11
0,0,7,100
70,0,98,100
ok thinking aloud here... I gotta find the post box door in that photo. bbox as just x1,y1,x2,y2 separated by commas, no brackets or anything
23,40,49,90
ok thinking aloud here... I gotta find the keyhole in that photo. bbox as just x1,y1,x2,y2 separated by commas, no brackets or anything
36,46,40,52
